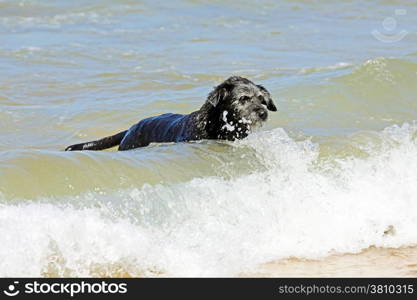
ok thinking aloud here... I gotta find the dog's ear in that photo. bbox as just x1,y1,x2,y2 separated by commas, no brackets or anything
258,85,277,112
207,83,231,107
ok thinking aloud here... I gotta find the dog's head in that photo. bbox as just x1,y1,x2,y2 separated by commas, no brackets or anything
201,76,277,140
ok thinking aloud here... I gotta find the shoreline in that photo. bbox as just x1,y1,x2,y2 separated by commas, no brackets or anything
244,246,417,277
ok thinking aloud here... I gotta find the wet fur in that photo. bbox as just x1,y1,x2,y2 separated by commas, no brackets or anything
65,76,277,151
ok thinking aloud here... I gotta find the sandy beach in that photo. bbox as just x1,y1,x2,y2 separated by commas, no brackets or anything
246,246,417,277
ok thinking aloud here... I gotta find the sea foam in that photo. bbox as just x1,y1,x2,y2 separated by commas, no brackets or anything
1,124,417,276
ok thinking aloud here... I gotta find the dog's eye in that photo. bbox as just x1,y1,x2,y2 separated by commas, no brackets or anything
239,96,250,102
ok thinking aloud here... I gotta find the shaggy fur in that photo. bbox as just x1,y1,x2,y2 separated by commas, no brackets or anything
65,76,277,151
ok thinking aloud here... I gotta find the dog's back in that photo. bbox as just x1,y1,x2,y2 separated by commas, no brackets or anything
118,113,195,150
65,113,199,151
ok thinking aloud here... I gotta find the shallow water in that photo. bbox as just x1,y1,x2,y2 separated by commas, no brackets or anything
1,0,417,276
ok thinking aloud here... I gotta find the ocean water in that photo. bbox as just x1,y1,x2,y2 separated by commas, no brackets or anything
1,0,417,277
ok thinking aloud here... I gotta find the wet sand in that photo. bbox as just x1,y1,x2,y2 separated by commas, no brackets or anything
40,246,417,277
245,246,417,277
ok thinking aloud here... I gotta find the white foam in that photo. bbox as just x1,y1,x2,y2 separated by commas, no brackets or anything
1,123,417,276
221,110,235,132
299,62,352,74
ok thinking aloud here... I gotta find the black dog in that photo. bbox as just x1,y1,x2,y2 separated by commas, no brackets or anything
65,76,277,151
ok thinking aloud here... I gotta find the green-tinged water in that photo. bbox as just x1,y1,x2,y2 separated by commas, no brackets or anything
1,0,417,277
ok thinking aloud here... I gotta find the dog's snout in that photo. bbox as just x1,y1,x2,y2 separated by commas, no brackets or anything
256,108,268,120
